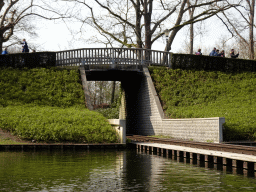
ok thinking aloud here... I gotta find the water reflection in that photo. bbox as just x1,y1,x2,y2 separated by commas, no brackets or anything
0,150,256,191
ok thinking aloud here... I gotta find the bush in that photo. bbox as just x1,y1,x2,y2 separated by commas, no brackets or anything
96,108,119,119
0,105,118,143
0,67,118,143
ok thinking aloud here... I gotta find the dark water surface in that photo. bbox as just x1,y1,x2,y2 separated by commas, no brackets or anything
0,149,256,192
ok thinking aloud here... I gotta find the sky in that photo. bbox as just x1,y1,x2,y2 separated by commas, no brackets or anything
28,4,234,55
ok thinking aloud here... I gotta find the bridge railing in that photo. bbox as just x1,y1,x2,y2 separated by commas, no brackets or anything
1,48,255,72
171,54,256,72
0,52,56,68
55,48,171,67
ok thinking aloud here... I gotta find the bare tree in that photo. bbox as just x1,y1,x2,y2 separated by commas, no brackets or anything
65,0,234,52
217,0,255,59
87,80,120,108
187,0,198,54
0,0,67,52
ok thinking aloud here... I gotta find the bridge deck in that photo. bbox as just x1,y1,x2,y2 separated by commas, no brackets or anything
82,64,144,81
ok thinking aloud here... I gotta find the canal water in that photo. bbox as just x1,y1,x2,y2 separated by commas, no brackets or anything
0,149,256,192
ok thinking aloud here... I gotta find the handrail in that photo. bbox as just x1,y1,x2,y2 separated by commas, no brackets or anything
55,47,171,67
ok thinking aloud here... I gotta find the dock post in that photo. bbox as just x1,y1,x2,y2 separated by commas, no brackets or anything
232,159,237,167
166,149,169,158
243,161,248,170
172,150,175,158
222,158,227,165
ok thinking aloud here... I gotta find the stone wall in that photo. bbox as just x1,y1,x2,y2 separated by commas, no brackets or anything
162,118,224,143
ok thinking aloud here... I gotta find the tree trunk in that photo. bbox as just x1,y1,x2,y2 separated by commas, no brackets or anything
111,81,116,104
143,0,152,50
165,0,187,52
189,23,194,54
187,0,197,54
249,0,255,60
135,0,143,48
0,34,3,53
94,81,97,106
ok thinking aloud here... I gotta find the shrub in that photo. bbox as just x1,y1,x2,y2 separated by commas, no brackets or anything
96,108,119,119
0,105,118,143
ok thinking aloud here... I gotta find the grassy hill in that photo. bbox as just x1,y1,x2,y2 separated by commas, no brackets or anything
0,67,85,107
149,66,256,141
0,67,118,143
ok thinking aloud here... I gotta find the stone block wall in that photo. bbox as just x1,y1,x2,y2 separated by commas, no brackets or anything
162,118,225,143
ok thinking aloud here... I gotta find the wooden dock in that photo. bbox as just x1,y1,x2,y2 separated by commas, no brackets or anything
133,142,256,176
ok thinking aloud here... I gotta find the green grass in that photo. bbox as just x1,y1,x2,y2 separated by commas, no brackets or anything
0,141,23,144
0,67,118,143
0,67,85,108
0,139,28,145
149,66,256,141
0,105,118,143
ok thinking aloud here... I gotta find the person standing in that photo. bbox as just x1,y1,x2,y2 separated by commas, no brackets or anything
195,48,202,55
214,49,220,56
21,39,29,53
219,50,225,57
230,49,239,58
2,48,8,55
209,47,216,56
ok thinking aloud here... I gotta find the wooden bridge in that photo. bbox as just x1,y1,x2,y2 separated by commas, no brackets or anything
55,47,171,70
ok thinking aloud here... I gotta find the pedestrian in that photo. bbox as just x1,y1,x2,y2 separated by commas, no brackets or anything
215,49,220,56
21,39,29,53
2,48,8,55
230,49,239,58
219,50,225,57
209,47,216,56
195,48,202,55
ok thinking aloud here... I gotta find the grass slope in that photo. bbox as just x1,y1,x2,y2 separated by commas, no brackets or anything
149,66,256,141
0,67,85,107
0,67,118,143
